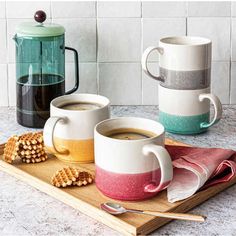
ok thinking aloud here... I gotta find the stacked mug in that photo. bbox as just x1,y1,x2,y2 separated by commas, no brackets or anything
142,36,222,134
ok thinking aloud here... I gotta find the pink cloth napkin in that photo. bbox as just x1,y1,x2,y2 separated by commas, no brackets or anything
165,145,236,203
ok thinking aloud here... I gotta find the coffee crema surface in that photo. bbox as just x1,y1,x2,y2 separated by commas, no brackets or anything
105,128,157,140
60,102,103,111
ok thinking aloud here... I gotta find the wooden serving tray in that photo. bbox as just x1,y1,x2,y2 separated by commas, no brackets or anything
0,139,235,235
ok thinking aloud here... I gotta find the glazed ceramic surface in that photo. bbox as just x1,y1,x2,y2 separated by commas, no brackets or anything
43,94,110,163
158,85,222,134
94,117,173,201
142,36,212,90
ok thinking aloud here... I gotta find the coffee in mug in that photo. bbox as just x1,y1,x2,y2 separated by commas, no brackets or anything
43,94,110,163
105,128,156,140
95,117,173,201
60,102,103,111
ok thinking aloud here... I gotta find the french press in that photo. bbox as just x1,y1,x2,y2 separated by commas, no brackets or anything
13,10,79,128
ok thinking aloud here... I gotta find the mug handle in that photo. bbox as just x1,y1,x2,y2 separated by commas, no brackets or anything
142,46,164,82
142,144,173,193
43,116,68,154
199,93,222,129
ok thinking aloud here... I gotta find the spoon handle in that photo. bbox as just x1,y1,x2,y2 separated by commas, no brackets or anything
141,210,206,222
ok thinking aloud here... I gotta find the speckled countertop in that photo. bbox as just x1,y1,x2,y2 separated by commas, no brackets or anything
0,106,236,236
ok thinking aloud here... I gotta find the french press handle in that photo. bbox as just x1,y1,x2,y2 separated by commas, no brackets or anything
65,46,79,94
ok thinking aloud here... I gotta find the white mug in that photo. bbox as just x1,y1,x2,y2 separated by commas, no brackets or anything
44,94,110,163
159,85,222,134
142,36,212,90
95,117,173,201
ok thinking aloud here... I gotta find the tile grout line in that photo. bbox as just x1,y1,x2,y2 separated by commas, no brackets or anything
96,1,99,95
50,0,52,19
5,0,9,106
229,1,232,104
141,1,144,105
186,1,188,36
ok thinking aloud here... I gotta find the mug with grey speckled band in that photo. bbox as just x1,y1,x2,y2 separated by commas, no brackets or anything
142,36,212,90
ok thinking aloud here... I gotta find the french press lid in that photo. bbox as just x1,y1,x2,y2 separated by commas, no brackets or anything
16,10,65,37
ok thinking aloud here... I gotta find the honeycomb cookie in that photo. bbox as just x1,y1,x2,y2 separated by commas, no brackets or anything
3,131,48,164
18,131,43,146
51,167,79,188
22,143,43,151
17,132,47,163
19,149,45,158
3,136,20,163
72,171,94,187
21,154,48,164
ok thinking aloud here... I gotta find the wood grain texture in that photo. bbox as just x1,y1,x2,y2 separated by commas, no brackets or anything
0,138,235,235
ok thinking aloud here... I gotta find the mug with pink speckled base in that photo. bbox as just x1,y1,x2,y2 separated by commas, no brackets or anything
94,117,173,201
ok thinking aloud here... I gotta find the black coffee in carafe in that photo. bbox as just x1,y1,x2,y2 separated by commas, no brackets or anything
14,10,79,128
16,74,65,127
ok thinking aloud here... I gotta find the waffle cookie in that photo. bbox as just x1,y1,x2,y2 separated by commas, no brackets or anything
18,132,43,146
22,143,43,151
21,154,48,164
3,136,20,163
3,131,47,164
72,171,93,187
51,167,79,187
19,149,45,158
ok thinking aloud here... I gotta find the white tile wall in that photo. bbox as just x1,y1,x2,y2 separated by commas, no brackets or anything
55,18,96,62
97,2,141,18
211,62,230,104
0,1,236,106
52,1,96,18
6,1,51,19
232,18,236,61
142,63,159,105
0,64,8,106
232,2,236,16
0,20,7,63
142,2,187,17
187,17,231,61
97,18,141,62
99,63,141,105
65,63,97,94
0,1,6,18
230,62,236,104
142,18,186,61
188,1,231,17
8,63,16,106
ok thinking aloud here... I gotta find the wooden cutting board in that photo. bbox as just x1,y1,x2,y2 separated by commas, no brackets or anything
0,139,235,236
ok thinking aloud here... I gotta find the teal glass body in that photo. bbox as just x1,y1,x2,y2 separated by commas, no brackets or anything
15,34,65,84
15,34,66,128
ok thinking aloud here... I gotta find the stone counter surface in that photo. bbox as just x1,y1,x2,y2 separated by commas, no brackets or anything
0,106,236,236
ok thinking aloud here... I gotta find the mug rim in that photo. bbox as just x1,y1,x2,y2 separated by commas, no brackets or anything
95,117,165,143
160,36,211,46
50,93,110,113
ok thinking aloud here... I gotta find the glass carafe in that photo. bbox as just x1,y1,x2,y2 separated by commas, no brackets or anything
13,11,79,128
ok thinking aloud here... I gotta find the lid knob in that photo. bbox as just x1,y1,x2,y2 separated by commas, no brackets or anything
34,10,46,23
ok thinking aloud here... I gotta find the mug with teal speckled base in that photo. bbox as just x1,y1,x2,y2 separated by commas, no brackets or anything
158,85,222,134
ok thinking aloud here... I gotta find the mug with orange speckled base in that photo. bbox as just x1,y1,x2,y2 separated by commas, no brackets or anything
43,94,110,163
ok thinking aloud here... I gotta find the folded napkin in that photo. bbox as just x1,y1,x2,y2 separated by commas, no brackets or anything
165,145,236,203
